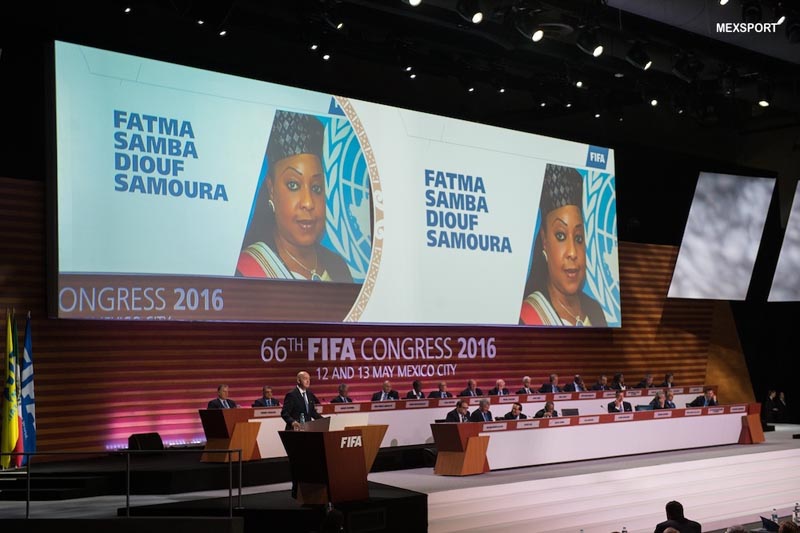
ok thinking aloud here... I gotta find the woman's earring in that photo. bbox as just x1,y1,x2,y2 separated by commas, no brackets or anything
543,250,548,262
269,199,275,212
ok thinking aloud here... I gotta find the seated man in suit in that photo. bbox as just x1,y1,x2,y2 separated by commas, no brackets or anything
459,379,483,397
654,500,701,533
371,380,400,401
661,372,676,388
428,381,453,399
649,390,667,410
635,373,655,389
610,372,626,390
252,385,280,407
445,399,471,422
534,401,558,418
208,384,237,409
280,371,324,430
688,387,718,407
469,398,494,422
517,376,535,395
488,379,510,396
406,380,425,399
607,390,632,412
591,374,610,391
665,389,677,409
503,402,527,420
330,383,353,403
539,373,561,393
563,374,586,392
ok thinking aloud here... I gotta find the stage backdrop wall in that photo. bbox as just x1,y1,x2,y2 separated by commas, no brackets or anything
0,177,751,452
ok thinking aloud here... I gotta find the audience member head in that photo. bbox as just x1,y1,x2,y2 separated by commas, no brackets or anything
665,389,674,401
664,372,674,383
478,398,491,412
456,399,469,415
522,376,531,388
296,371,310,390
767,389,776,400
703,386,715,400
496,379,506,390
510,402,523,417
613,372,624,384
665,500,685,521
217,384,230,399
261,385,274,399
614,390,625,401
412,380,423,393
573,374,583,384
543,401,555,414
337,383,348,396
549,373,559,384
382,380,392,393
643,373,653,386
598,375,608,386
779,520,800,533
467,379,477,391
438,381,448,392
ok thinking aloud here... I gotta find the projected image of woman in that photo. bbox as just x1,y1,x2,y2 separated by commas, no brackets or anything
519,164,607,326
236,110,352,282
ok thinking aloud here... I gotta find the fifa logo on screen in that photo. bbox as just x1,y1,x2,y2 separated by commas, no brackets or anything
586,146,609,169
340,435,363,448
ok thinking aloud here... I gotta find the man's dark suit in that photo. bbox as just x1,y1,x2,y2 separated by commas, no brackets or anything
534,409,559,418
281,387,323,430
516,387,534,395
607,401,633,412
445,408,470,423
635,380,653,389
539,383,561,393
406,390,425,399
427,390,453,399
208,398,237,409
563,382,585,392
660,381,675,388
654,518,702,533
469,409,494,422
503,411,528,420
665,400,676,409
688,395,717,407
591,382,610,391
488,387,510,396
330,395,353,403
251,397,280,407
371,390,400,401
458,387,483,397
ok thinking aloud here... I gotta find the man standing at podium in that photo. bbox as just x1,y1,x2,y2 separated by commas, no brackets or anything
281,371,323,430
208,384,238,409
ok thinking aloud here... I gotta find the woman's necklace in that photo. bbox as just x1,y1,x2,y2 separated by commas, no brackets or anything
555,298,584,326
282,247,322,281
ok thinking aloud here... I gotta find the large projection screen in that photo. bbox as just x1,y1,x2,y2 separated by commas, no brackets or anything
769,181,800,302
668,172,774,301
53,41,620,326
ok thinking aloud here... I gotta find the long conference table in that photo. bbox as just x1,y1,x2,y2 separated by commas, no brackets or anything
199,385,719,460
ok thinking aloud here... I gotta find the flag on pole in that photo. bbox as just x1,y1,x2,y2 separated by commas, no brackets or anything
20,312,36,465
1,310,23,469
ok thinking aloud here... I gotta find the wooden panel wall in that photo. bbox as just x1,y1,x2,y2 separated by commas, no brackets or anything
0,177,729,452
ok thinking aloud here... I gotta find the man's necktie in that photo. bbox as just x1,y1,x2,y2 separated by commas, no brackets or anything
302,392,309,413
470,390,474,396
483,412,489,421
222,399,229,408
381,393,387,401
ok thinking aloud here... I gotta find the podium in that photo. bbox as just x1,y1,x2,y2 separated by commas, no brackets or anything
199,408,261,462
279,423,388,504
430,423,490,476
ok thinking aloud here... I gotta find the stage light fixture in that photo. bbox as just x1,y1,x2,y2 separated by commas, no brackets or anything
720,0,729,5
594,111,601,119
323,12,344,30
401,0,422,6
124,6,132,13
742,0,762,24
575,80,584,88
625,42,652,71
576,28,603,57
456,0,483,24
197,19,205,25
514,10,545,42
774,3,786,24
322,53,331,61
757,79,771,107
650,98,658,107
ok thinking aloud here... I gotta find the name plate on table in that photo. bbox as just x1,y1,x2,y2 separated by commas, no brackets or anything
579,416,600,425
685,409,702,416
554,393,572,401
406,400,430,409
517,420,540,429
528,394,546,402
730,405,747,413
614,413,634,422
482,422,508,431
499,395,519,404
647,389,658,396
579,393,596,400
253,408,280,417
708,407,725,415
468,398,482,406
334,404,361,413
654,410,673,419
603,391,617,398
437,399,457,407
549,418,571,427
689,386,703,393
671,387,685,394
626,390,642,397
371,402,397,411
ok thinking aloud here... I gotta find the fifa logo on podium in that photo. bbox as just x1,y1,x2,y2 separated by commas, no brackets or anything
340,435,363,448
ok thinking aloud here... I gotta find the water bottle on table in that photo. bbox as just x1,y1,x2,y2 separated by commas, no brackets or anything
299,412,306,431
772,508,779,523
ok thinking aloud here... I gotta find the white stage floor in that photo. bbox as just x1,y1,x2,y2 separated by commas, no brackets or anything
2,424,799,532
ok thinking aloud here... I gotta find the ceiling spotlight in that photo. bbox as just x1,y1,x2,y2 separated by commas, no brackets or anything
774,3,786,25
310,43,319,51
757,79,771,107
405,66,413,72
456,0,483,24
323,12,345,30
625,42,652,71
650,98,658,107
219,29,227,37
614,72,625,78
576,27,603,57
594,112,601,118
468,86,475,93
124,6,132,13
540,101,546,108
575,80,584,88
197,19,205,25
498,87,506,93
719,0,729,5
742,0,762,24
322,53,331,61
401,0,422,6
409,73,417,79
514,10,545,42
565,102,572,108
